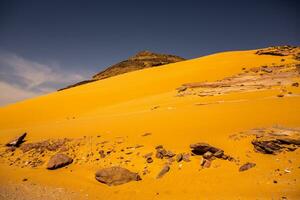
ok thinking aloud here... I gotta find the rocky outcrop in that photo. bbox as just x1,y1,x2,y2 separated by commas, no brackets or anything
95,167,141,186
255,45,300,59
59,51,184,91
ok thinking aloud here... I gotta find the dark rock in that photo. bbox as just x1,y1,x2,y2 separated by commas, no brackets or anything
47,153,73,170
239,162,256,172
252,140,282,154
141,133,151,137
190,142,222,155
6,132,27,147
95,167,141,186
176,153,183,162
156,165,170,179
146,157,153,163
277,94,284,97
292,82,299,87
213,150,224,158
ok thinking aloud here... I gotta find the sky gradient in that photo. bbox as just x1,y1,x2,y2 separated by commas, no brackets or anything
0,0,299,106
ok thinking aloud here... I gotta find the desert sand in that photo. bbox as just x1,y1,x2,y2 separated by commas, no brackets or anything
0,46,300,199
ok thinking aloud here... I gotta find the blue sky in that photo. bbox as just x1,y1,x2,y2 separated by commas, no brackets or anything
0,0,299,106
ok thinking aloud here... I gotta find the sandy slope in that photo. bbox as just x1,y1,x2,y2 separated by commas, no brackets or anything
0,48,300,199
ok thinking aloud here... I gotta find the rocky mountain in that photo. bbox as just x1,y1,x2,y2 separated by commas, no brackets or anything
59,51,185,91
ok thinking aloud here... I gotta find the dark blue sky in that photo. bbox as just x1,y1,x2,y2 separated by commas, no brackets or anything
1,0,299,74
0,0,299,105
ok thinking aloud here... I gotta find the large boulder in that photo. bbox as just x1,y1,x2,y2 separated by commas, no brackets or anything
95,167,141,186
47,153,73,170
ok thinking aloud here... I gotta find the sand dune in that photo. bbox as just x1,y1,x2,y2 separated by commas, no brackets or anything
0,46,300,199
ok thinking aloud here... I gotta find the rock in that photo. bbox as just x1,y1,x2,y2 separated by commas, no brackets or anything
176,153,183,162
277,94,284,97
261,66,273,73
141,133,151,137
99,150,106,158
95,167,141,186
47,153,73,170
156,165,170,179
177,86,187,92
213,150,224,158
277,138,300,145
6,132,27,147
252,140,282,154
200,158,211,168
146,157,153,163
239,162,256,172
182,153,191,162
292,82,299,87
155,145,164,150
190,142,222,155
203,151,214,159
164,151,175,158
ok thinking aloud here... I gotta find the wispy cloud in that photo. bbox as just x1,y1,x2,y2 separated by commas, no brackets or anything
0,52,87,106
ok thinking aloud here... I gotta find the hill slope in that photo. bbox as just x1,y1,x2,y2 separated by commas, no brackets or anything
0,46,300,199
59,50,185,90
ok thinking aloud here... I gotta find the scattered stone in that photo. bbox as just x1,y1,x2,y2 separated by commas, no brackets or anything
99,150,106,158
135,144,144,148
261,66,273,73
182,153,191,162
95,167,141,186
239,162,256,172
141,133,151,137
176,153,183,162
47,153,73,170
201,158,211,168
277,94,284,97
156,165,170,179
273,180,278,184
146,157,153,163
292,82,299,87
6,132,27,147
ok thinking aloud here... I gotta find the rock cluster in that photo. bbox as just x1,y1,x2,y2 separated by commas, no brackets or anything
252,138,300,154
